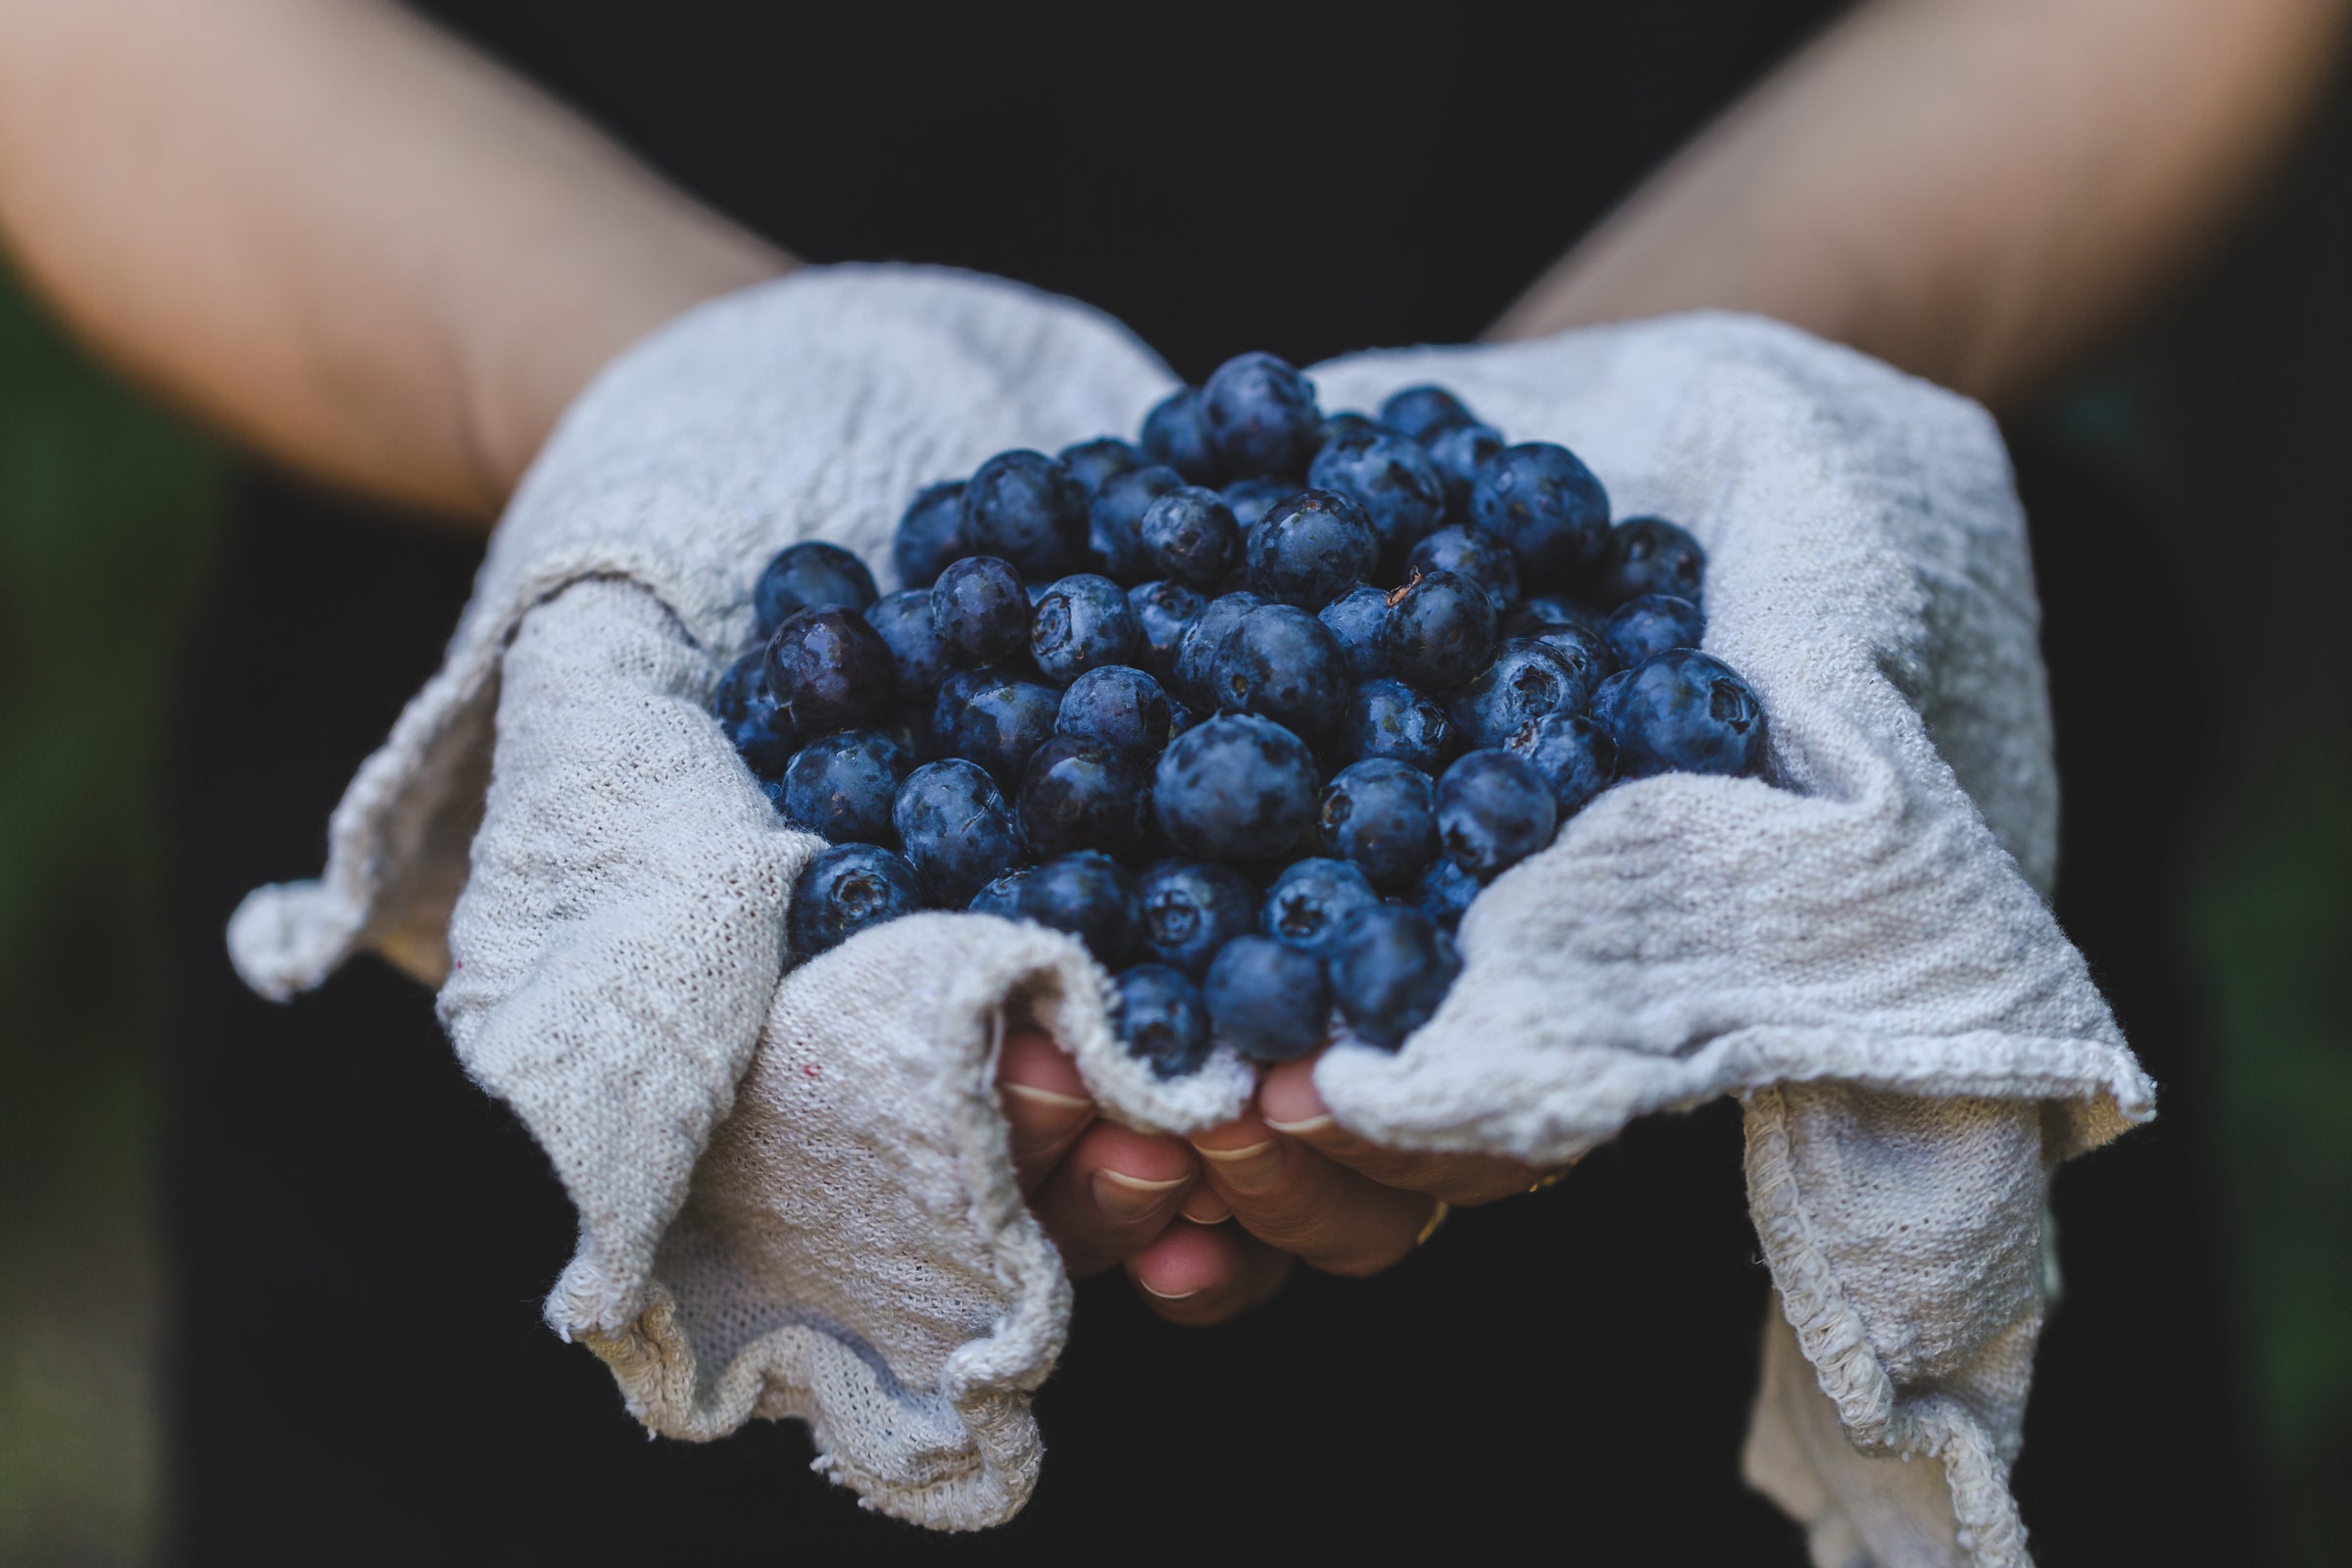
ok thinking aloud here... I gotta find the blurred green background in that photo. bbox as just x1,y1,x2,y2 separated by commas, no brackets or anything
2,92,2345,1568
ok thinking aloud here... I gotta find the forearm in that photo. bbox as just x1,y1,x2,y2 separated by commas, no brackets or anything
0,0,787,520
1493,0,2350,409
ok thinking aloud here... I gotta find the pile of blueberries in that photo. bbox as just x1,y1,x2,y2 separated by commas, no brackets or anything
711,353,1767,1078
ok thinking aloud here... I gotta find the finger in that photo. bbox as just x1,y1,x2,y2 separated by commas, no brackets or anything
997,1026,1095,1193
1027,1119,1198,1277
1257,1056,1551,1206
1190,1111,1438,1278
1125,1221,1293,1326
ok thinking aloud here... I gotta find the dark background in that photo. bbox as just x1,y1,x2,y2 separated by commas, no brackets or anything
1,45,2344,1568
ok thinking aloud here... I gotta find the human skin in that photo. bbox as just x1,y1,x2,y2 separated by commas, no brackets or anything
3,0,2343,1318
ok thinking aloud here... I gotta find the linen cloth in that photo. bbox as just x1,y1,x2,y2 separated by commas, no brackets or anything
227,267,2149,1556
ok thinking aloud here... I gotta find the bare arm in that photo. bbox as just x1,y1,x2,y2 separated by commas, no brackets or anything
1494,0,2351,409
0,0,787,520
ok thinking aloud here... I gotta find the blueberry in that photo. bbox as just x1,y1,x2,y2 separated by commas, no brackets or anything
1171,589,1268,708
1140,387,1223,484
1260,857,1381,960
779,729,913,845
1006,851,1142,965
1114,963,1214,1078
1307,428,1447,556
1505,711,1617,817
967,867,1035,921
1319,410,1383,446
1088,463,1185,581
1056,664,1177,758
930,556,1030,666
711,647,797,777
1319,760,1441,890
1017,734,1149,858
1329,905,1461,1049
1407,526,1520,613
1245,488,1379,609
1153,713,1320,861
863,589,950,698
1413,856,1482,931
1338,678,1455,772
1380,569,1497,692
1606,649,1767,780
1136,484,1243,588
1210,604,1349,740
1504,593,1605,639
1592,515,1706,608
1519,618,1618,690
1436,749,1557,878
1200,352,1323,478
1127,579,1204,684
1603,593,1706,667
1203,935,1330,1062
787,843,922,959
1469,442,1610,590
1317,585,1392,681
1424,421,1504,517
892,760,1028,906
941,671,1061,790
1031,573,1140,685
1590,668,1633,732
763,607,898,733
961,450,1088,578
1447,638,1589,749
1136,858,1259,979
1221,476,1295,531
753,541,879,638
1059,436,1144,493
893,480,967,590
1378,384,1475,443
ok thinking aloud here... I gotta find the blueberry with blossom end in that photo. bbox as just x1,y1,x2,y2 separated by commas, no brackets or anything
1506,711,1617,818
863,589,949,699
1057,665,1177,758
763,607,897,734
1307,428,1447,557
1201,352,1323,478
1114,963,1214,1079
1425,421,1504,517
1606,649,1767,780
1519,617,1617,690
1436,749,1557,879
1141,485,1244,587
1209,604,1348,740
754,541,879,638
942,672,1061,791
893,760,1028,906
711,647,797,777
1141,387,1222,484
1204,935,1329,1062
1319,760,1440,890
1137,858,1258,979
1153,713,1319,862
787,843,922,960
1245,488,1378,609
1031,573,1139,685
1378,384,1475,443
1318,585,1391,681
930,556,1029,666
1447,638,1589,750
1171,589,1268,708
1337,677,1454,772
1592,515,1706,608
1059,436,1143,494
1260,857,1382,961
1380,569,1496,693
780,728,912,845
1330,905,1461,1049
1088,463,1185,581
893,480,966,589
1604,593,1706,667
1017,734,1149,859
1127,580,1203,685
1469,441,1611,590
961,449,1088,578
1407,526,1519,613
1414,856,1482,931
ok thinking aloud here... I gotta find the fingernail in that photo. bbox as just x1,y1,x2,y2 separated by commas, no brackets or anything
1092,1168,1188,1221
1193,1138,1283,1194
1180,1189,1232,1225
1135,1278,1198,1301
1261,1112,1335,1136
1002,1082,1089,1114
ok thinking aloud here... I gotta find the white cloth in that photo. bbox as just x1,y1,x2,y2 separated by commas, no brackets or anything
226,267,2150,1555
